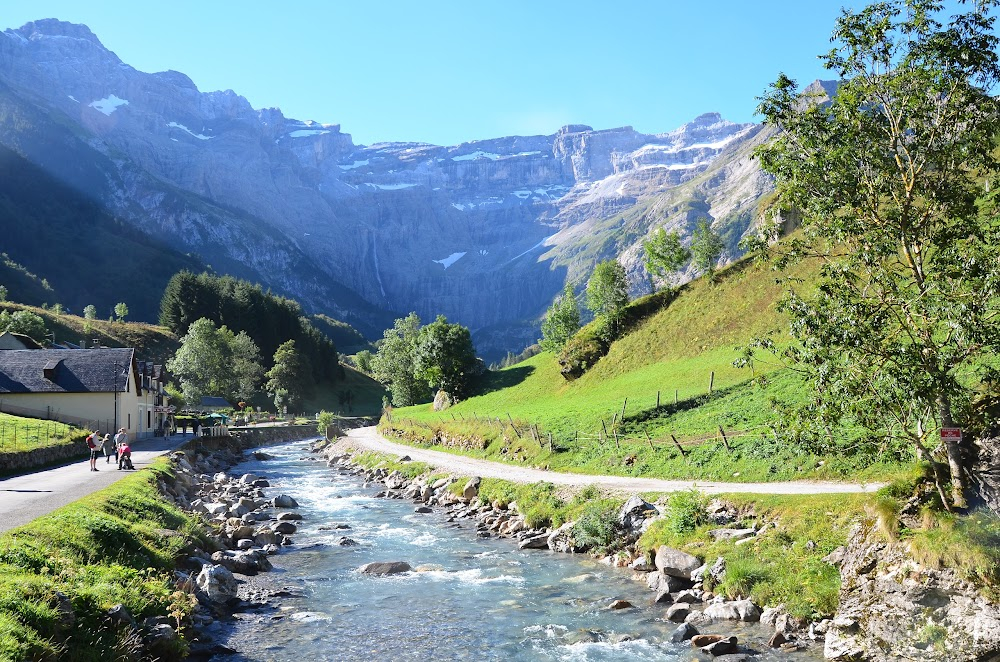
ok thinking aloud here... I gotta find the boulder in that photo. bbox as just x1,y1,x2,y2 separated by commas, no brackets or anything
670,622,698,643
196,564,238,603
665,603,690,622
768,631,788,648
547,521,577,553
463,477,481,501
239,473,260,485
618,495,658,536
630,555,656,572
518,532,550,549
655,546,701,579
691,633,725,647
704,602,740,620
607,599,633,610
414,506,433,514
273,522,297,534
384,471,408,490
273,495,299,508
732,599,760,622
277,512,302,521
358,561,411,575
701,636,738,656
432,389,453,411
337,537,358,546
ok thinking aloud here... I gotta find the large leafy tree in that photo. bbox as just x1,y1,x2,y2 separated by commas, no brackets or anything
265,340,309,413
753,0,1000,507
540,285,581,353
586,260,630,341
643,228,691,291
372,313,428,407
167,317,265,406
0,310,47,344
414,315,479,397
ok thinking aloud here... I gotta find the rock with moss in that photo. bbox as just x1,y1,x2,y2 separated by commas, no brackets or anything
825,522,1000,661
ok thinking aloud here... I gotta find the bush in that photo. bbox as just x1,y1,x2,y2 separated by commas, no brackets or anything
572,501,625,553
662,489,709,535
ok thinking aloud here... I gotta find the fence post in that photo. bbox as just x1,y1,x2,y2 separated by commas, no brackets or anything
656,391,660,408
718,426,731,452
620,399,627,421
643,429,654,450
675,389,679,404
709,371,715,394
601,419,609,445
670,433,686,459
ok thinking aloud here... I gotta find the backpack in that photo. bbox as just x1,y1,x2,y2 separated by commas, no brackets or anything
86,434,94,448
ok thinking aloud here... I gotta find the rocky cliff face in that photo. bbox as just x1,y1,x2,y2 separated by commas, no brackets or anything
0,19,776,357
825,522,1000,661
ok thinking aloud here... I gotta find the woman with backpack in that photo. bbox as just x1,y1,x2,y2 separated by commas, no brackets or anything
86,431,101,471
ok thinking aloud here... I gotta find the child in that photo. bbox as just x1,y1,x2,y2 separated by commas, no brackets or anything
118,441,133,470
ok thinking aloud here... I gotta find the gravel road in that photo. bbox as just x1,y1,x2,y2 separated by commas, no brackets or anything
345,426,884,496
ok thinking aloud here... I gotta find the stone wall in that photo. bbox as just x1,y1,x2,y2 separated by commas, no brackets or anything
187,425,318,454
0,439,85,473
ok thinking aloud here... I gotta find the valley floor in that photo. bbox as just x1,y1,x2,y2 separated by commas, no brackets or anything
345,426,884,495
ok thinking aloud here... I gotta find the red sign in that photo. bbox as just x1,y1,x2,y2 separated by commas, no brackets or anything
941,427,962,441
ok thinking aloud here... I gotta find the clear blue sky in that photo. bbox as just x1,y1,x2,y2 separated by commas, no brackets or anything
3,1,881,145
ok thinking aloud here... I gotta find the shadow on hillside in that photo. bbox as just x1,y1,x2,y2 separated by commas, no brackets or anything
622,380,748,427
473,365,535,396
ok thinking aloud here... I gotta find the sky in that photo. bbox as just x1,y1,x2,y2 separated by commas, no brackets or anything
3,1,887,145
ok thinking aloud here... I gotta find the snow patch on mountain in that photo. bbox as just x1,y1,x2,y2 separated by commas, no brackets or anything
167,122,212,140
88,95,128,115
289,129,330,138
434,252,467,269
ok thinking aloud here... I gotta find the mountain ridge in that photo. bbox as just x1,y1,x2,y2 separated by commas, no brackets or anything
0,18,782,358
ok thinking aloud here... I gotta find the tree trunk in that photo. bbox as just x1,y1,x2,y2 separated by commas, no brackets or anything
939,395,968,509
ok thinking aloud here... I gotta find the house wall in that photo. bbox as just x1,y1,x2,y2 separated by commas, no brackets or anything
0,390,164,438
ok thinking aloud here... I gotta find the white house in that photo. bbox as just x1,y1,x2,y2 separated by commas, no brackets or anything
0,348,170,438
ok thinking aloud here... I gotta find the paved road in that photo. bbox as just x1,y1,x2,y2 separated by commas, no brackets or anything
346,426,885,496
0,433,195,533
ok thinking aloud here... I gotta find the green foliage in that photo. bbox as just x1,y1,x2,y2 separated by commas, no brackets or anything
539,285,581,353
317,410,337,437
266,340,309,412
643,228,691,290
586,260,630,342
0,413,81,455
662,489,709,534
167,317,264,405
907,511,1000,595
83,305,97,321
0,309,47,343
354,349,374,374
413,315,479,397
690,219,724,278
159,271,340,384
113,302,128,322
571,500,626,553
754,0,1000,507
0,459,203,659
0,285,6,302
372,313,429,407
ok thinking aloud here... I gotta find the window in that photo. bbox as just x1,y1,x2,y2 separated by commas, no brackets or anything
147,409,151,430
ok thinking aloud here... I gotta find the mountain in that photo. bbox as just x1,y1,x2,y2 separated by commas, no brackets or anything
0,19,776,358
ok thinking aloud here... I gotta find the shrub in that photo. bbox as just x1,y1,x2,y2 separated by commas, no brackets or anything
662,489,708,534
572,501,624,553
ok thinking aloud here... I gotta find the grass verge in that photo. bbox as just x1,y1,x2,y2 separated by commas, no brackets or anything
0,458,208,660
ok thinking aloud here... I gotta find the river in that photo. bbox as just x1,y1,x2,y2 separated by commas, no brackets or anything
206,439,823,661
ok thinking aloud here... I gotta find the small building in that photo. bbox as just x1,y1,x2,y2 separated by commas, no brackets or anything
0,348,169,438
198,396,232,411
0,332,43,350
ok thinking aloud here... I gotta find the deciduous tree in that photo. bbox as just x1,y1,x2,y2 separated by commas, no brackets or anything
752,0,1000,507
414,315,478,397
690,219,724,280
643,228,691,290
540,285,581,353
586,260,630,341
372,313,427,407
265,340,309,413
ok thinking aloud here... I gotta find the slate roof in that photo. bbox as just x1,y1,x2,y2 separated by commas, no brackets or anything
0,348,134,394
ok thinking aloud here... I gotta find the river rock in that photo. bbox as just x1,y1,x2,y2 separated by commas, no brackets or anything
273,495,299,508
273,521,297,534
337,537,358,546
358,561,411,575
414,506,433,513
665,603,690,622
547,521,577,553
704,602,741,620
670,622,698,642
384,471,408,490
691,633,725,647
463,477,481,501
236,539,254,550
277,512,302,521
608,599,633,610
768,631,788,647
196,564,238,603
518,532,550,549
630,555,655,572
701,636,738,655
619,495,659,537
144,623,178,657
239,473,261,485
655,546,701,579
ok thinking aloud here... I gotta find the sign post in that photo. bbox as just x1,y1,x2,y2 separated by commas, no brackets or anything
941,427,962,442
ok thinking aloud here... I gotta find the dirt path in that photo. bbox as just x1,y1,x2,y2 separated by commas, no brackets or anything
345,426,884,495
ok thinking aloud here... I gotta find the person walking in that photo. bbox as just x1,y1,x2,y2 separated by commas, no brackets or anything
86,431,100,471
114,428,127,462
101,433,115,464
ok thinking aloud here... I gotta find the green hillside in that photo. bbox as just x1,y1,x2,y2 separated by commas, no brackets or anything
383,254,909,483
